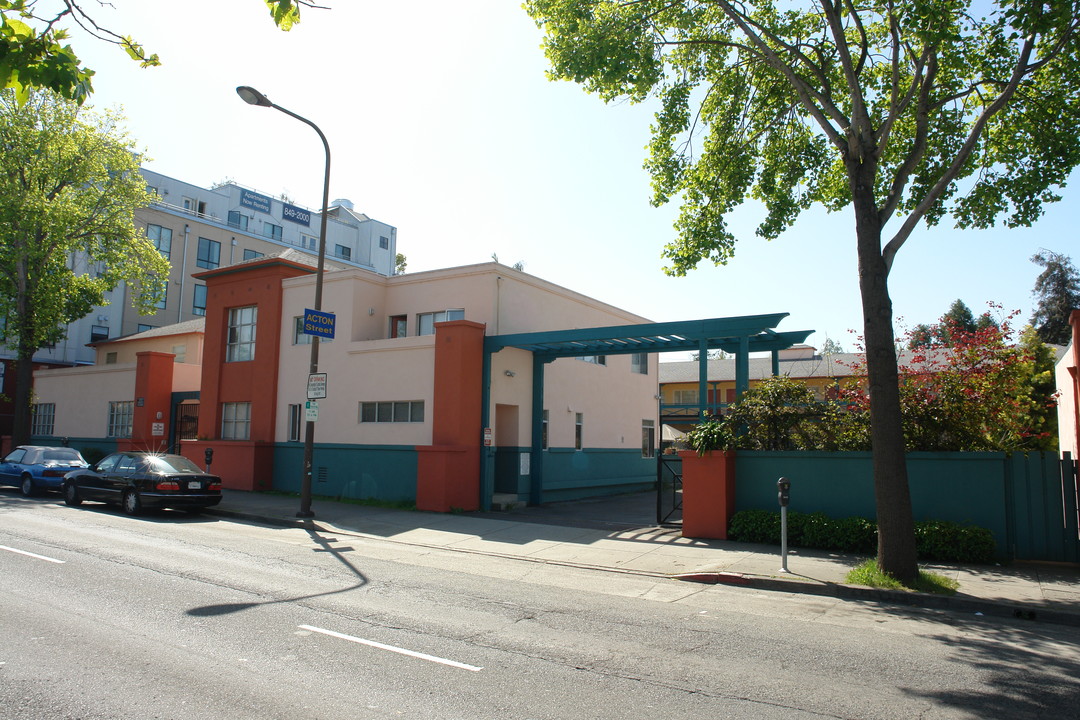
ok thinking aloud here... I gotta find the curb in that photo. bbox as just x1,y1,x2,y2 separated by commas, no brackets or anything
671,571,1080,628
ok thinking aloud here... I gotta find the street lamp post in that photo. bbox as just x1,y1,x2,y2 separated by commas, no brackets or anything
236,85,330,519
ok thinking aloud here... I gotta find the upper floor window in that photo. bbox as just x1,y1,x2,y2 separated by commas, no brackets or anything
417,309,464,336
154,281,168,310
579,355,606,365
137,324,155,333
90,325,109,343
379,236,389,249
147,224,172,259
227,211,249,231
389,315,406,338
673,389,699,405
263,222,283,240
242,249,263,261
226,306,257,362
335,244,351,261
196,237,220,269
631,352,648,375
192,284,207,316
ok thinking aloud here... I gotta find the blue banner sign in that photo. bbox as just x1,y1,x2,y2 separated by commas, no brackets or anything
303,308,335,339
239,189,272,213
282,203,311,226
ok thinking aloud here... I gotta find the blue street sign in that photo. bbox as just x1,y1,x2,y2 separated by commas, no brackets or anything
303,308,336,339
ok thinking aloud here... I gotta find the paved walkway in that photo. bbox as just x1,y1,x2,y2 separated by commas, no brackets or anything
207,490,1080,627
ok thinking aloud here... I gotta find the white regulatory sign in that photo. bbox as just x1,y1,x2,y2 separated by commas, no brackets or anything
307,373,327,399
305,400,319,422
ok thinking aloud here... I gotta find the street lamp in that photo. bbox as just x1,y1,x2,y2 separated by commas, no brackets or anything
236,85,330,519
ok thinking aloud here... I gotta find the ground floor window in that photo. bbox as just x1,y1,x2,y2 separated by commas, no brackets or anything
641,419,656,458
31,403,55,436
288,403,302,441
107,401,134,438
359,401,424,423
221,402,251,440
575,413,583,450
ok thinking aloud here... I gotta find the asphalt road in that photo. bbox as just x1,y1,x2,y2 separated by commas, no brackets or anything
2,491,1079,719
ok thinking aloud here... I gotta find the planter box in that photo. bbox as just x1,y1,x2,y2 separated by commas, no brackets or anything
679,450,736,539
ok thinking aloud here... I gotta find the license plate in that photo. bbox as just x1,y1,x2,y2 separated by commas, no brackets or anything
188,481,202,490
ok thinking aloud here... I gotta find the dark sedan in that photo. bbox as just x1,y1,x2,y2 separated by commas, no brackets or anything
0,446,89,496
63,452,222,515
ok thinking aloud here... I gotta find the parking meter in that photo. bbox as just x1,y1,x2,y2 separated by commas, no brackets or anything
778,477,791,507
204,447,214,473
778,477,791,572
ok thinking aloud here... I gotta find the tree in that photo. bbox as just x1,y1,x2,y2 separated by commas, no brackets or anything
1030,250,1080,345
0,0,322,103
908,299,999,349
526,0,1080,582
395,252,407,275
820,337,844,355
0,88,169,445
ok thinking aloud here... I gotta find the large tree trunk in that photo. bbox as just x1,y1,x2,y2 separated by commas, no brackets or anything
850,162,919,584
11,353,33,447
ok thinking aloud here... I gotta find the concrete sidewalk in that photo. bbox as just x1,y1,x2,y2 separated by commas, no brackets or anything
206,489,1080,627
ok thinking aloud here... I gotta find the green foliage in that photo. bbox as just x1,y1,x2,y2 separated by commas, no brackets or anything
1030,250,1080,345
728,509,996,564
684,416,734,454
0,1,310,103
847,559,959,595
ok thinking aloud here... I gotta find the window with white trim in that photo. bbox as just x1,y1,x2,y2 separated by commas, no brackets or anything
107,401,134,438
631,352,648,375
226,306,257,362
221,402,251,440
641,419,656,458
31,403,55,436
288,404,302,442
575,413,583,450
147,224,172,259
417,309,464,336
359,401,425,423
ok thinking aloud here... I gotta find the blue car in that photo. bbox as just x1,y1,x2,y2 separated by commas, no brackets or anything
0,446,90,496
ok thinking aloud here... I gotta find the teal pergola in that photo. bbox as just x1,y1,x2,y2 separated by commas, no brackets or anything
479,313,813,508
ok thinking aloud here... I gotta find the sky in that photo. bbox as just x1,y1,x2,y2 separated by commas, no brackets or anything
57,0,1077,359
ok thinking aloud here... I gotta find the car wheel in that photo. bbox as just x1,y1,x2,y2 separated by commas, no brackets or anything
20,474,36,497
64,483,82,506
122,490,142,516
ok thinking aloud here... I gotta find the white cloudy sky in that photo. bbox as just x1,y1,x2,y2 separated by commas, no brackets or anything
58,0,1077,355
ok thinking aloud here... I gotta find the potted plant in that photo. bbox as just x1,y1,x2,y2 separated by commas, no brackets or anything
679,417,738,539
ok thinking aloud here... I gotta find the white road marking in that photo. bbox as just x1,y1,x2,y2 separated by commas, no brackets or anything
0,545,65,564
298,624,483,672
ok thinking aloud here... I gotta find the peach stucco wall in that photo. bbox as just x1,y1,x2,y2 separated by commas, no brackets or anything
33,364,137,438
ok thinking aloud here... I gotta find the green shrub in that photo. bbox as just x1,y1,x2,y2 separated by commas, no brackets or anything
727,509,995,563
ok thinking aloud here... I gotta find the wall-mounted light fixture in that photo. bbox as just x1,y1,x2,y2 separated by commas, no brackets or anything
504,370,516,377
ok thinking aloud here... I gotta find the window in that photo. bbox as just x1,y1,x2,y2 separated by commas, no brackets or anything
31,403,55,436
359,401,425,423
641,419,656,458
193,284,207,316
379,235,389,249
227,211,249,231
137,324,156,333
154,281,167,310
389,315,406,338
301,235,318,250
263,222,283,240
575,413,583,450
288,404,302,442
196,237,220,269
292,316,332,345
673,389,699,405
172,344,187,363
90,325,109,343
226,306,257,362
221,402,251,440
105,352,117,364
335,244,351,260
242,248,263,261
417,309,464,336
542,409,548,450
631,353,648,375
107,401,134,438
147,224,172,259
579,355,607,365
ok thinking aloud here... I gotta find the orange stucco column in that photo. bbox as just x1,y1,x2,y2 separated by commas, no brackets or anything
119,351,174,453
416,320,486,512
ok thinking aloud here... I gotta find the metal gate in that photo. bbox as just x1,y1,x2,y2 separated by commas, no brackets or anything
656,452,682,525
171,401,200,454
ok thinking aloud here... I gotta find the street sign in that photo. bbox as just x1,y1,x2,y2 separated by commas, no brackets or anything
302,308,336,339
483,427,493,447
305,400,319,422
307,372,327,399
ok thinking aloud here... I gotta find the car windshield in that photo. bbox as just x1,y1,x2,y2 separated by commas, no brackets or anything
41,449,84,463
143,455,204,474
